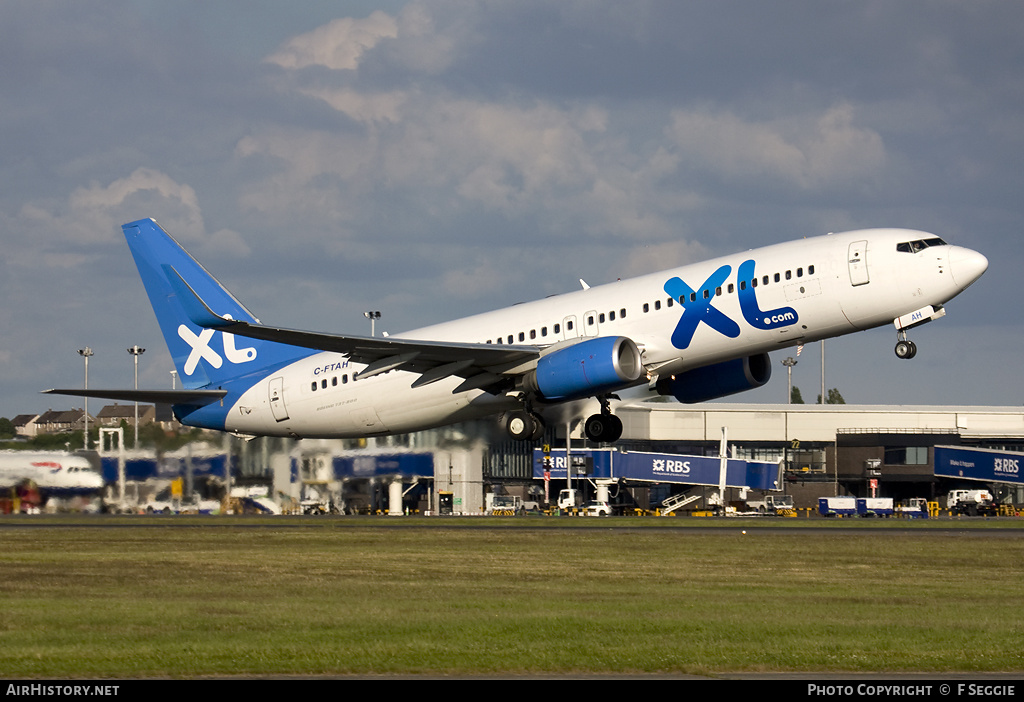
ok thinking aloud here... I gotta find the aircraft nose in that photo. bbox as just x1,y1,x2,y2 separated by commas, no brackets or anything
948,246,988,288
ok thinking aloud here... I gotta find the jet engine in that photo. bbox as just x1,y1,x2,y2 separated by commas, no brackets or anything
523,336,642,401
656,353,771,404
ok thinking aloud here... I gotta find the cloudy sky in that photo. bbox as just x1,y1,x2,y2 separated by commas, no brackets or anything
3,1,1022,420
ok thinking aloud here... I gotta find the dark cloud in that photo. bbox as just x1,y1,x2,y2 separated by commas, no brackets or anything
2,1,1021,417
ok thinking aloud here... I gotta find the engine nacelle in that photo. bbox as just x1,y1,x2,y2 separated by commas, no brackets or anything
656,353,771,404
524,336,643,401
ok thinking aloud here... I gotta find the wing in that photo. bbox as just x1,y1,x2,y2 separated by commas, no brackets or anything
166,265,543,393
42,388,228,405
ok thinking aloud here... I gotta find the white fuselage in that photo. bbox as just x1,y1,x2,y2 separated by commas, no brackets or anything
221,229,985,438
0,452,104,493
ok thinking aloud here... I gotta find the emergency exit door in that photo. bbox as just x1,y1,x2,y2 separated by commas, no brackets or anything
269,377,288,422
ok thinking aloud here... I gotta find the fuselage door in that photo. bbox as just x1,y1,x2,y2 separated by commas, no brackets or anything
583,310,600,337
562,315,579,340
268,376,289,422
848,240,869,286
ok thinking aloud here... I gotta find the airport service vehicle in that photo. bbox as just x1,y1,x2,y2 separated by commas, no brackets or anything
856,497,894,517
818,496,858,517
142,497,220,515
142,487,221,515
898,498,929,519
47,220,987,444
557,489,585,511
745,494,794,515
584,500,612,516
947,489,996,516
486,494,522,515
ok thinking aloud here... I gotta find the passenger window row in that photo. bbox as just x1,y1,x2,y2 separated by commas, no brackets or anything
642,264,816,311
479,262,816,345
483,309,625,345
310,374,353,392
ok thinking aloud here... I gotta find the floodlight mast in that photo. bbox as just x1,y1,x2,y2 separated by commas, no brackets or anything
128,345,145,447
77,347,93,449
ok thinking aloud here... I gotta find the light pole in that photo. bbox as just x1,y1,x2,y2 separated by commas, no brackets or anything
363,311,381,337
77,347,93,449
127,345,145,448
781,357,797,404
820,340,826,404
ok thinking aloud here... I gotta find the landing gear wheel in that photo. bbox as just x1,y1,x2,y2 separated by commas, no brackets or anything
895,340,918,359
528,413,546,441
506,412,532,441
584,413,623,443
506,411,544,442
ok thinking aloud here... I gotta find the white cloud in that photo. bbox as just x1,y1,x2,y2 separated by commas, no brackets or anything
252,9,694,248
11,168,252,266
618,239,712,279
440,258,515,300
386,2,460,75
234,127,375,225
13,168,201,261
299,87,407,125
264,11,398,71
665,103,886,188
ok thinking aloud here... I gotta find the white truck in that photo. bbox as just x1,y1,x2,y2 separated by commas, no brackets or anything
557,489,585,511
744,494,794,515
947,489,997,516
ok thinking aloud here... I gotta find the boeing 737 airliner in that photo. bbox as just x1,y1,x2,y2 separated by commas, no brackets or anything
47,219,987,443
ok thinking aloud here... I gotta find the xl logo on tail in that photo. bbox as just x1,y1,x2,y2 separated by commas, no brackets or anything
665,259,799,349
177,317,257,375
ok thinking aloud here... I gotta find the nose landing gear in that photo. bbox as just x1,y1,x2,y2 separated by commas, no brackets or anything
895,331,918,359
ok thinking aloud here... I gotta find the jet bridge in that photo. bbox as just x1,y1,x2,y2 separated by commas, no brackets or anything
532,448,780,491
934,446,1024,487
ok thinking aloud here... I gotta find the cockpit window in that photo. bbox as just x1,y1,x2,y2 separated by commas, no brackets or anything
897,237,947,253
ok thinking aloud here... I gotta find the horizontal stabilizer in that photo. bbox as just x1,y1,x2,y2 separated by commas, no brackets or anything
43,388,228,405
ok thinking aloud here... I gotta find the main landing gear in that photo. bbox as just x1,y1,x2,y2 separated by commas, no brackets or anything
505,396,624,444
506,409,545,442
895,329,918,359
584,396,623,444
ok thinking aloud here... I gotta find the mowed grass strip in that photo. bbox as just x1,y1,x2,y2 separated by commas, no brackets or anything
0,521,1021,677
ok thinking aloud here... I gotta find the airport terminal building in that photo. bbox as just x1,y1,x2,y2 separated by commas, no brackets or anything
478,402,1024,514
88,401,1024,516
276,402,1024,515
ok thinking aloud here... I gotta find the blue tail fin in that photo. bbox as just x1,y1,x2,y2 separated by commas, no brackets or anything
123,219,314,389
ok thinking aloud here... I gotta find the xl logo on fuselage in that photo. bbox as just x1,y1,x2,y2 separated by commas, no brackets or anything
664,259,799,350
177,317,257,375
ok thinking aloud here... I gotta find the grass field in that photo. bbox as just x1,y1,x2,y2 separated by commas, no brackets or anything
0,516,1021,678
